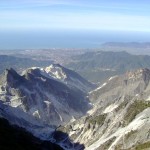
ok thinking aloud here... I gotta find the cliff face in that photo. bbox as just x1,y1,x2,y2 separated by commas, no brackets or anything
1,66,150,150
58,68,150,150
0,65,93,140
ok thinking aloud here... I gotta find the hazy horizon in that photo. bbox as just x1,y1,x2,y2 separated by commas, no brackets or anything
1,0,150,49
1,30,150,50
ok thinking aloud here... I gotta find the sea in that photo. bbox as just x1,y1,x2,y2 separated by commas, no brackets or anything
0,29,150,49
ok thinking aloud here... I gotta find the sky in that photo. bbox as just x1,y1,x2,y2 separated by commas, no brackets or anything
0,0,150,32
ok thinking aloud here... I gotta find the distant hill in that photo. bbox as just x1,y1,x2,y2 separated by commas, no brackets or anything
0,55,53,74
66,51,150,82
102,42,150,48
101,42,150,55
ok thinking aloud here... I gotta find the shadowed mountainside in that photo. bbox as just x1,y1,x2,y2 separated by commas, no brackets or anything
0,117,85,150
0,117,63,150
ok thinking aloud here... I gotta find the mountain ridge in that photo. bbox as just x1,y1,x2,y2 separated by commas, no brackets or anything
0,64,94,140
1,64,150,150
57,68,150,150
66,51,150,82
0,55,53,74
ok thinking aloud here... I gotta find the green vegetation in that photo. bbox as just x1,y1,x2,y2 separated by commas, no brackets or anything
88,114,107,126
115,144,123,150
123,100,150,126
67,51,150,82
125,141,150,150
135,141,150,150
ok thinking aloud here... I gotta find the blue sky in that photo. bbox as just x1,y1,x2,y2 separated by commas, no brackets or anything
0,0,150,32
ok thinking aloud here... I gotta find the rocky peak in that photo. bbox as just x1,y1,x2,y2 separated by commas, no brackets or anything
22,68,42,80
0,68,24,87
5,68,20,79
26,64,95,93
126,68,150,78
125,68,150,84
60,68,150,150
44,64,67,80
89,68,150,105
0,66,92,128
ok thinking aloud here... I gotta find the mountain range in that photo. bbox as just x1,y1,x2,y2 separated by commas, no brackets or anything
66,51,150,82
58,68,150,149
0,64,94,141
0,55,53,74
0,54,150,149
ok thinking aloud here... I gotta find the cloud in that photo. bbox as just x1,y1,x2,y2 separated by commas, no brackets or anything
0,0,150,32
1,8,150,32
0,0,75,9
